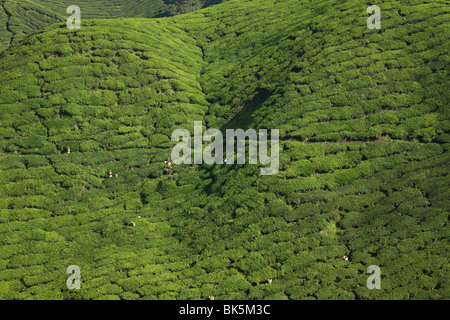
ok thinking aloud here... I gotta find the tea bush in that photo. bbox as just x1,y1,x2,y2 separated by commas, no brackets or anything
0,0,448,300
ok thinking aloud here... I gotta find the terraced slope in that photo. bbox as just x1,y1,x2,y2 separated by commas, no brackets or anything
0,18,208,300
0,0,63,51
29,0,166,19
0,0,226,52
0,0,449,300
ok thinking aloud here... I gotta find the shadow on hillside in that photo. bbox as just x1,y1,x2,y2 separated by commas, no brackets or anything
190,89,274,196
221,89,271,131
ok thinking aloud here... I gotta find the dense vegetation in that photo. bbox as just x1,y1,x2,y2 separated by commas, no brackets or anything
0,0,448,300
0,0,226,52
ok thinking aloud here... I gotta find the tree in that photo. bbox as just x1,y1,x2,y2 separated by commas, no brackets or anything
166,0,202,16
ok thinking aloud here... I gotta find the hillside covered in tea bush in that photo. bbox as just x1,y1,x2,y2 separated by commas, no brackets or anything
0,0,226,52
0,0,449,300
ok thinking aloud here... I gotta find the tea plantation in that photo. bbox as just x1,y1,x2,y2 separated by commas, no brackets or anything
0,0,226,52
0,0,449,300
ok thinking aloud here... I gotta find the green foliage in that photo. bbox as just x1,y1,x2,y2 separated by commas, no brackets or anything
0,0,448,301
